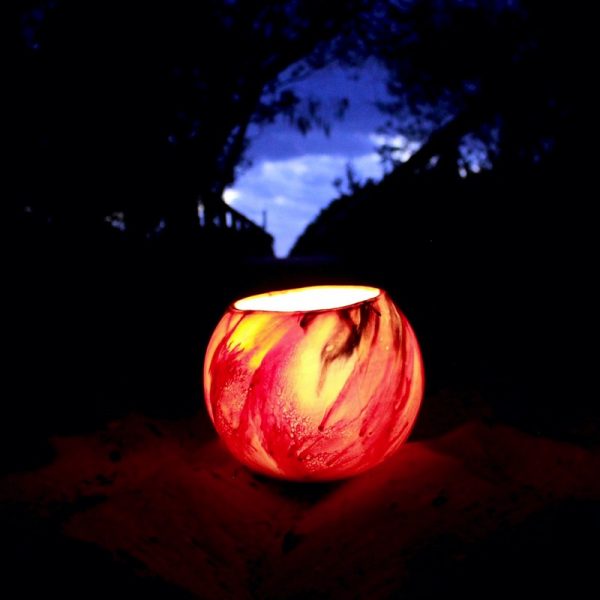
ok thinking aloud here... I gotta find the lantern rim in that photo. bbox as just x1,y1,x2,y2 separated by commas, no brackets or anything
231,285,381,314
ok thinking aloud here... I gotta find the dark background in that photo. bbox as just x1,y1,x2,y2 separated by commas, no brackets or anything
2,1,597,597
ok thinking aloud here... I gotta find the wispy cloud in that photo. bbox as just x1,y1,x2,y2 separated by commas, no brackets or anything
368,133,421,163
226,150,384,257
228,61,396,257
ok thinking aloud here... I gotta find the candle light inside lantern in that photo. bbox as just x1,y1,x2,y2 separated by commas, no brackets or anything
204,285,424,481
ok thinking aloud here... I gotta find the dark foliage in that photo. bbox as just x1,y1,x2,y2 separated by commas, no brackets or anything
293,0,595,432
5,0,369,238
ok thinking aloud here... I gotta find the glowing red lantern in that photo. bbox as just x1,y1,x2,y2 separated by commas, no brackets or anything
204,285,424,481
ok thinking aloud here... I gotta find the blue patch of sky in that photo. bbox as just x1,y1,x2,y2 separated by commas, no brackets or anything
224,60,410,257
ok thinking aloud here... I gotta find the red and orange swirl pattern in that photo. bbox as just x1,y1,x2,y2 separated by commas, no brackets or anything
204,286,424,481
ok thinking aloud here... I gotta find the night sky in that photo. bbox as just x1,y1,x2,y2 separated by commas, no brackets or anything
226,60,404,257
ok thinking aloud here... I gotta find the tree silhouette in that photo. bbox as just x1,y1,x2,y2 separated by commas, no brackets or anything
6,0,372,239
363,0,591,178
293,0,593,257
6,0,592,250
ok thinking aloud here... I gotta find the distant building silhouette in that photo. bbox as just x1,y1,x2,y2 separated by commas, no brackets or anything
197,198,273,258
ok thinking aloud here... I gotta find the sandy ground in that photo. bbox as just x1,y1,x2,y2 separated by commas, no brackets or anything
2,400,599,599
3,252,597,598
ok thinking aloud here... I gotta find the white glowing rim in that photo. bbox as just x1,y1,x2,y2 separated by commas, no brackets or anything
233,285,381,313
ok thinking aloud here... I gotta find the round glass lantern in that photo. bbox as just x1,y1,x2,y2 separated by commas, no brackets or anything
203,285,424,481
